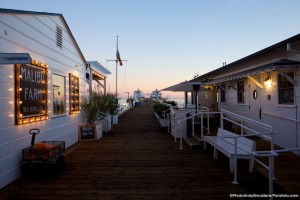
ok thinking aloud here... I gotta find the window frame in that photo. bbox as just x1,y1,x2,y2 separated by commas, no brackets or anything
52,73,66,116
237,81,245,104
220,84,226,103
278,72,294,105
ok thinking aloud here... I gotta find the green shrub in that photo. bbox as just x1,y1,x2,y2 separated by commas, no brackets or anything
163,100,177,106
153,102,171,118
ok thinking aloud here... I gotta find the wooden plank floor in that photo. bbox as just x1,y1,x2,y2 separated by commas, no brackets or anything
1,102,300,199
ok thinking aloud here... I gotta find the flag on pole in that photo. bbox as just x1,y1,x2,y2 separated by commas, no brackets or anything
116,36,123,66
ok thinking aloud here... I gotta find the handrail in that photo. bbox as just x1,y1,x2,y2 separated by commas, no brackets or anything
162,107,172,127
221,131,275,184
263,111,300,124
177,111,219,149
221,109,274,134
252,148,300,200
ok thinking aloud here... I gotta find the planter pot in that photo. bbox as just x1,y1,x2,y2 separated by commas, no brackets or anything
112,114,118,124
101,115,112,133
96,123,103,139
155,112,170,127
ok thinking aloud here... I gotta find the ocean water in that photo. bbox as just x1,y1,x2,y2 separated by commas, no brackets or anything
119,97,185,107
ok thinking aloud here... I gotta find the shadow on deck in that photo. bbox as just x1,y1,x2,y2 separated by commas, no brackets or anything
0,102,299,199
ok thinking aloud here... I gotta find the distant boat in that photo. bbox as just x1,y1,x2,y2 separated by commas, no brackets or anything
133,89,144,102
150,89,162,100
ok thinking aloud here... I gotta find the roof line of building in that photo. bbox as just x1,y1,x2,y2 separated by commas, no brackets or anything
0,8,87,66
0,8,62,16
190,33,300,83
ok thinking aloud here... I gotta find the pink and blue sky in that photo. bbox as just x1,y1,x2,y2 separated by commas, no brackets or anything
1,0,300,99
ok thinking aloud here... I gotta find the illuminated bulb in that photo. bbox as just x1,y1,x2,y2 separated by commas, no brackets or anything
9,101,13,104
19,75,22,78
19,88,22,91
19,101,22,104
9,114,13,117
264,77,272,87
9,88,13,91
19,114,23,117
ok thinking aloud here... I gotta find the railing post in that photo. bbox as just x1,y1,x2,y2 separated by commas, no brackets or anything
179,120,183,150
221,111,224,129
192,115,195,136
167,113,170,133
269,155,274,199
241,119,244,135
201,113,204,139
232,137,239,184
207,112,210,134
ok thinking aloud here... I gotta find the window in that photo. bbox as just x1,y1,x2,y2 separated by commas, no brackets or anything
53,74,66,115
220,85,226,103
237,81,245,103
56,26,62,48
278,72,294,104
69,73,80,114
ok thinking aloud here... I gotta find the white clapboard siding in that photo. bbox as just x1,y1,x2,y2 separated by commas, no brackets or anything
0,11,87,189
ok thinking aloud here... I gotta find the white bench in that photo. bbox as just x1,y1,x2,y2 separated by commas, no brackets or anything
204,128,256,173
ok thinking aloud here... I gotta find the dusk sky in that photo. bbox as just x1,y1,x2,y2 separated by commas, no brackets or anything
1,0,300,99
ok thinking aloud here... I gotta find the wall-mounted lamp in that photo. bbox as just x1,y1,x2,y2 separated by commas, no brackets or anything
264,76,273,87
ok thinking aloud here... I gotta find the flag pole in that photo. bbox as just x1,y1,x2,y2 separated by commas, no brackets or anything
107,36,127,97
116,36,119,96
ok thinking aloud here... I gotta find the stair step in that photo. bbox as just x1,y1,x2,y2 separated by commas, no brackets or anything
184,137,202,149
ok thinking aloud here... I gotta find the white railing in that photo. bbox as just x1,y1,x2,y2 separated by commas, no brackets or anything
221,131,275,185
176,109,275,149
170,109,197,142
252,148,300,200
177,109,214,149
162,108,172,130
263,111,300,124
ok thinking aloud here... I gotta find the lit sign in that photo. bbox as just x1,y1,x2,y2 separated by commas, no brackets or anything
0,53,31,64
69,73,80,115
15,61,48,125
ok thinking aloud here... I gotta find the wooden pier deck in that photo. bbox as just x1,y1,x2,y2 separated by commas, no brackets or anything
1,102,300,199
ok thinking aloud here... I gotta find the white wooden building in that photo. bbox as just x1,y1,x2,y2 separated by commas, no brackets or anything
190,34,300,151
0,8,107,188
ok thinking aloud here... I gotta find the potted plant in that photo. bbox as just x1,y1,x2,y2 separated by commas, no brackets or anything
107,93,120,124
80,91,103,139
80,91,99,124
153,102,173,127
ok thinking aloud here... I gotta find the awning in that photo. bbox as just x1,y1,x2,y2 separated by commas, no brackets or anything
160,81,207,92
88,61,111,75
203,59,300,85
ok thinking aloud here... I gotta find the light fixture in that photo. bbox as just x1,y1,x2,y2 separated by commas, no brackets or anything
264,76,273,87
